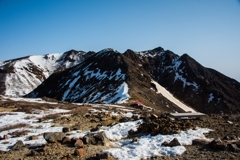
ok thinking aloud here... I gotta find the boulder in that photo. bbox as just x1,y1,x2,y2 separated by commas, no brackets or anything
74,148,84,157
83,132,111,146
74,139,84,148
192,139,211,145
94,132,111,146
43,132,66,143
162,138,181,147
11,140,25,151
128,129,136,135
82,134,97,145
209,138,227,150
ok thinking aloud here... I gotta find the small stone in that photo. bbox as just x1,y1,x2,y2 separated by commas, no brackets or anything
74,148,84,157
192,139,211,145
82,134,96,145
62,127,71,133
3,135,8,139
11,140,25,151
128,129,136,135
43,132,66,143
132,137,139,142
168,138,181,147
72,125,81,130
90,126,99,132
29,135,38,140
62,137,71,144
96,152,110,159
74,139,84,148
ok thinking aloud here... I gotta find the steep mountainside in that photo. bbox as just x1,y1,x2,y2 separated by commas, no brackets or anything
26,49,187,113
123,48,240,113
0,50,94,96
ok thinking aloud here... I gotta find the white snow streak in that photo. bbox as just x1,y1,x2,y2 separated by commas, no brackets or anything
151,80,196,113
208,93,214,103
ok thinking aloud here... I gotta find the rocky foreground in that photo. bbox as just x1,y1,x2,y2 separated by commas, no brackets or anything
0,99,240,159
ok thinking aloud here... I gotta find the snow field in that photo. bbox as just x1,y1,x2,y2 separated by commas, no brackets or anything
0,108,70,151
151,80,196,113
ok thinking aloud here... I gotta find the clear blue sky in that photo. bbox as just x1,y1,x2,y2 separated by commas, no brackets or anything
0,0,240,81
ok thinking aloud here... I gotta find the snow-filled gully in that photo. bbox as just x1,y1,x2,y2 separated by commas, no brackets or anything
151,80,196,113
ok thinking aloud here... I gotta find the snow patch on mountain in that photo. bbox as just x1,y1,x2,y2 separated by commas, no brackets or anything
151,80,196,113
1,52,88,96
98,48,118,54
208,93,214,103
174,73,199,90
62,76,81,101
102,82,130,104
82,82,130,104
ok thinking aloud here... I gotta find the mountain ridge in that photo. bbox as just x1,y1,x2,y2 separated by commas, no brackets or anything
1,46,239,114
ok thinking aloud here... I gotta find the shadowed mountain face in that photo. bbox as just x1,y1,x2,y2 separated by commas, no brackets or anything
127,50,240,114
2,47,240,114
26,49,186,113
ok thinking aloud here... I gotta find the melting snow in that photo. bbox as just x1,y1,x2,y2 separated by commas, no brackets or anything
105,127,211,160
151,80,196,113
0,108,70,151
112,82,130,104
208,93,214,103
174,73,199,90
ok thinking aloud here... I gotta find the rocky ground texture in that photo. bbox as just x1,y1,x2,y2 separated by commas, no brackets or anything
0,99,240,160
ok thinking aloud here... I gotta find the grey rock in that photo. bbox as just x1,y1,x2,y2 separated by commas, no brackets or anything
11,140,25,151
162,138,181,147
228,144,240,152
210,138,227,150
62,127,71,133
43,132,66,143
96,152,110,159
74,139,84,148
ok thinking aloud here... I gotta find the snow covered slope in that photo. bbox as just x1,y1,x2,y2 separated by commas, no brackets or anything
27,49,130,104
0,50,94,96
151,80,196,113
